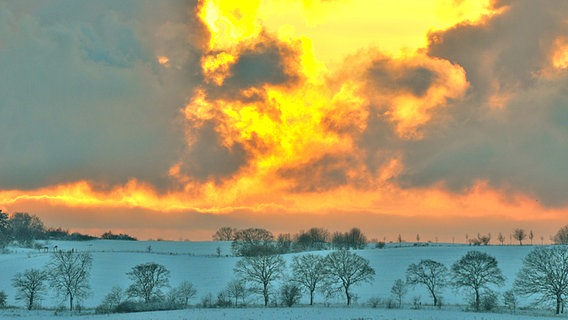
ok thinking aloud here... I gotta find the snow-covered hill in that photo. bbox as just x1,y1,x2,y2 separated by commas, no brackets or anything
0,240,556,319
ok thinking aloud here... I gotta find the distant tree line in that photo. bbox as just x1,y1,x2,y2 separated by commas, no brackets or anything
213,226,368,256
101,231,137,241
0,210,139,249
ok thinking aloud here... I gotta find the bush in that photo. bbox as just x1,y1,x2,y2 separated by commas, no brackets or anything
367,297,381,308
200,293,214,308
385,298,397,309
216,292,232,308
114,300,182,313
482,291,498,311
503,290,517,313
412,296,422,309
375,242,386,249
280,284,302,307
101,231,137,241
0,291,7,308
95,287,123,314
469,290,498,311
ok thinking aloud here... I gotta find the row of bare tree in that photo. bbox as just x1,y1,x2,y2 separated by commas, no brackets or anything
214,226,368,256
233,250,375,307
8,252,196,312
402,247,568,315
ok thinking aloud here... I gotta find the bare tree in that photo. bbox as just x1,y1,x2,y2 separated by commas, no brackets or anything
553,225,568,244
451,251,505,311
331,228,367,250
213,227,237,241
406,259,447,306
234,254,285,306
291,254,326,305
232,228,275,256
514,246,568,314
295,228,329,251
280,284,302,307
497,232,505,246
98,286,123,313
529,230,534,245
391,279,407,308
0,211,10,248
225,279,247,307
477,233,491,246
513,228,527,245
48,251,92,311
346,228,368,249
12,268,48,310
323,250,375,305
168,280,197,307
276,233,292,253
126,262,170,303
9,212,44,247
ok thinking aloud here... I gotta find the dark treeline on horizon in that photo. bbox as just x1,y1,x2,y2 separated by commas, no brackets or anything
0,210,136,248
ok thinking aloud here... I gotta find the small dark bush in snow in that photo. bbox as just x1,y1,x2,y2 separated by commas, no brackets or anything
0,291,7,308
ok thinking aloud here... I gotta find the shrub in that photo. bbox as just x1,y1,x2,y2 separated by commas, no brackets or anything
95,287,123,314
367,297,381,308
200,293,214,308
0,291,7,308
216,292,232,308
114,300,182,313
503,290,517,313
412,296,422,309
481,293,498,311
280,284,302,307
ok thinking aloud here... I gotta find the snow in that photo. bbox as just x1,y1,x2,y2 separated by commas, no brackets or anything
0,240,560,319
0,307,564,320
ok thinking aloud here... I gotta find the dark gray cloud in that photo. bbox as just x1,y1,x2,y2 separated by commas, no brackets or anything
0,0,203,190
179,121,249,181
367,59,436,97
204,38,300,101
390,0,568,206
278,154,359,192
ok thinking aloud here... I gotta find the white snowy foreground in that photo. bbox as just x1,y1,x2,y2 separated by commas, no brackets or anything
0,308,564,320
0,240,563,319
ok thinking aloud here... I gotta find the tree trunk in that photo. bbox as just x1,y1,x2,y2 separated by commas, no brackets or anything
345,287,351,306
28,292,34,310
309,289,314,306
432,293,438,307
475,288,480,311
263,283,269,307
557,295,562,315
69,295,74,311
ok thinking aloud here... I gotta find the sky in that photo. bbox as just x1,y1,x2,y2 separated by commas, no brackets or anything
2,0,568,242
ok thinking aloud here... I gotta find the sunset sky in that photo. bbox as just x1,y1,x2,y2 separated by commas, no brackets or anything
2,0,568,242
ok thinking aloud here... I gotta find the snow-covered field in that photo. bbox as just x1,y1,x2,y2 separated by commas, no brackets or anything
0,240,560,319
0,307,564,320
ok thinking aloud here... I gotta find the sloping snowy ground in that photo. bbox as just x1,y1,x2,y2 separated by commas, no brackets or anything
0,240,557,318
0,307,564,320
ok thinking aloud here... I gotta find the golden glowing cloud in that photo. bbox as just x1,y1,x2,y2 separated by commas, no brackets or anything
552,37,568,70
157,55,170,66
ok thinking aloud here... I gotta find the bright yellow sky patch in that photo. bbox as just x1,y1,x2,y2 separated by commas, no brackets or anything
259,0,495,67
